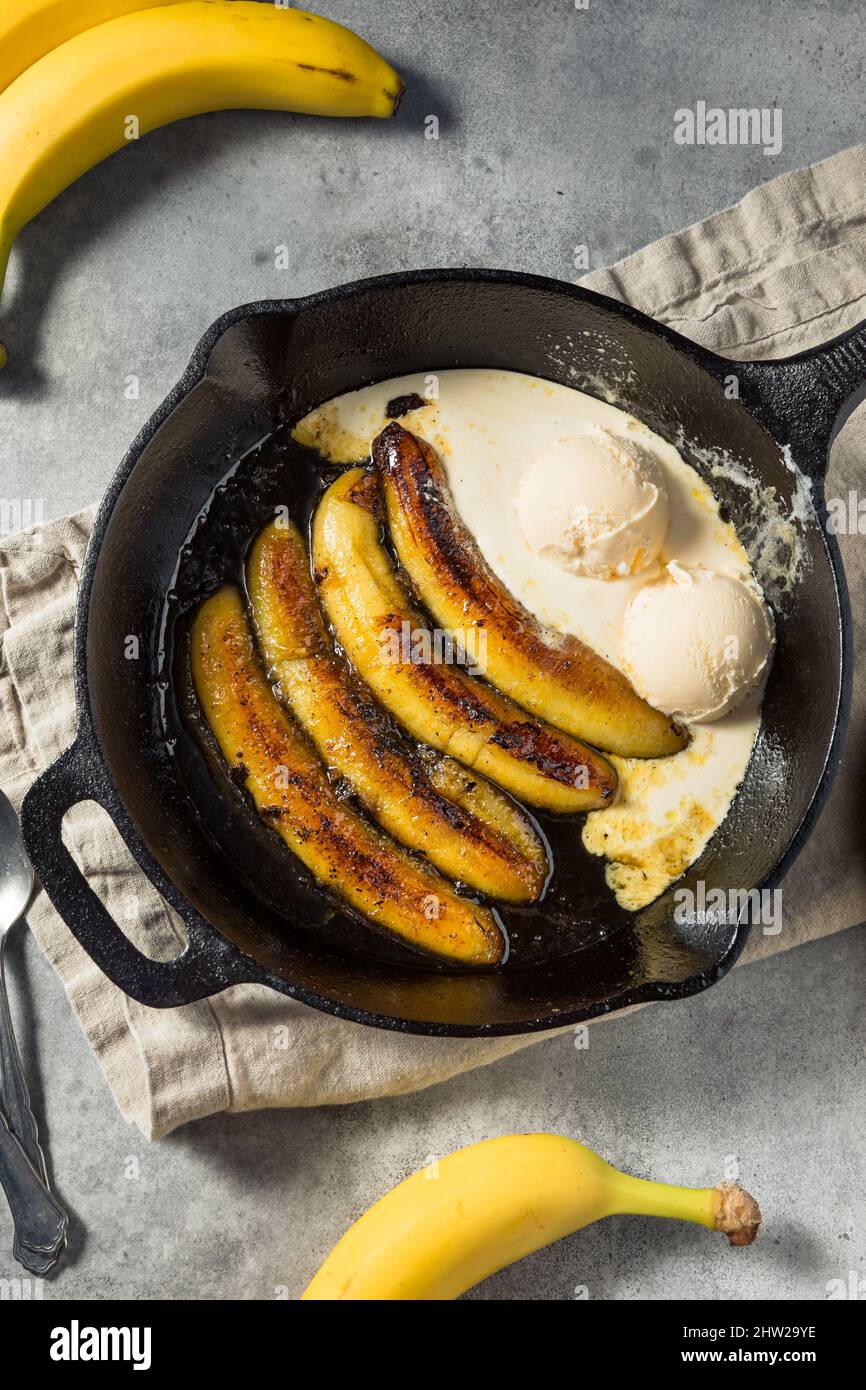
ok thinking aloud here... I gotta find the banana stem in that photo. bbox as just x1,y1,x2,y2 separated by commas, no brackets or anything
606,1172,761,1246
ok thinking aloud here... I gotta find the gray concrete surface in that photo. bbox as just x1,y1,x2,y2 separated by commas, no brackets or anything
1,0,864,1301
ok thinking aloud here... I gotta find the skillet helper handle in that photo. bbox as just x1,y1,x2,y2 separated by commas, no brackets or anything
0,1107,67,1275
20,738,252,1008
727,316,866,480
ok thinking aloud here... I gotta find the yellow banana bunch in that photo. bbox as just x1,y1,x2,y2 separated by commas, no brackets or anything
0,1,402,360
303,1133,762,1300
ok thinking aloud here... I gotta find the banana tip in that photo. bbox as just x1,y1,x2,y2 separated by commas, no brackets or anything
0,342,7,370
715,1181,762,1246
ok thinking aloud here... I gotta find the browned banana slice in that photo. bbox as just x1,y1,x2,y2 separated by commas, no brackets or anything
310,468,618,812
246,519,548,902
375,422,687,759
421,751,546,875
191,586,504,966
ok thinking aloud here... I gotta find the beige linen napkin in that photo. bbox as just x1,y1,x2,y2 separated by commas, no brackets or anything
3,143,866,1139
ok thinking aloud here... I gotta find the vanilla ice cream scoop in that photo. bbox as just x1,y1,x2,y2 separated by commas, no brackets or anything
514,427,670,578
623,563,775,724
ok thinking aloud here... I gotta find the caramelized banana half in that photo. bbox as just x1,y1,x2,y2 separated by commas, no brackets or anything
310,468,618,813
191,586,504,966
375,423,687,759
247,520,548,902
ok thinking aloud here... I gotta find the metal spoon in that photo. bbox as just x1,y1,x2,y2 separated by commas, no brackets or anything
0,786,67,1273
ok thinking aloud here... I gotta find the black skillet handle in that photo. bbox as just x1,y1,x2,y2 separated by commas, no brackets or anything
707,317,866,483
19,737,263,1008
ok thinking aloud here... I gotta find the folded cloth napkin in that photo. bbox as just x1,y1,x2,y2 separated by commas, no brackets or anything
3,143,866,1139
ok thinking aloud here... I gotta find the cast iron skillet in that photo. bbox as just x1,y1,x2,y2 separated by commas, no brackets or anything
19,270,865,1035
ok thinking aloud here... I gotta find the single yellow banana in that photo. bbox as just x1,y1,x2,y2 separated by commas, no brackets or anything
0,1,402,343
302,1133,762,1300
0,1,182,95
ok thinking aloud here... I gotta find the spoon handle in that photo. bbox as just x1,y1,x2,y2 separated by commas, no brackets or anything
0,937,48,1184
0,1107,67,1274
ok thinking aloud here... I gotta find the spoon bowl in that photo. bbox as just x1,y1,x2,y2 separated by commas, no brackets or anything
0,789,34,935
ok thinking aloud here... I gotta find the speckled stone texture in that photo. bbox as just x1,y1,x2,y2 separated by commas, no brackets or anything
0,0,864,1300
